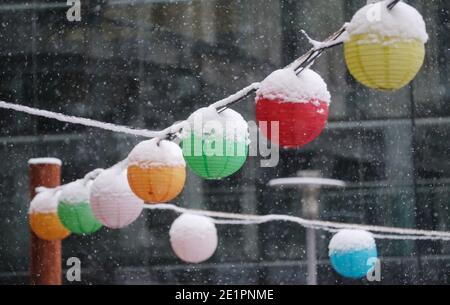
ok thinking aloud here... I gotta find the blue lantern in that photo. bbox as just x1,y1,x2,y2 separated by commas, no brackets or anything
328,229,378,279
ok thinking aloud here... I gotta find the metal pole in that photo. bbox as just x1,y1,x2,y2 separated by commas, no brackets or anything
29,158,62,285
305,227,317,285
298,171,320,286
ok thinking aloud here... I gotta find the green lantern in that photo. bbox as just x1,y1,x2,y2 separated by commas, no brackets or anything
57,180,102,235
181,107,249,180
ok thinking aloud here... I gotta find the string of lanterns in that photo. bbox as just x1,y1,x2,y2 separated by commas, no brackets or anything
21,0,431,280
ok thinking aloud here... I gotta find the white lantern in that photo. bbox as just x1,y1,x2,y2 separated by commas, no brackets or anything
90,167,143,229
169,214,218,263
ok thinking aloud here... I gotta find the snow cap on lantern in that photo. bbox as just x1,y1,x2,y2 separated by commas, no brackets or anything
181,106,249,180
57,180,102,235
256,68,331,149
127,138,186,203
29,190,71,241
169,213,218,263
328,229,378,279
91,167,143,229
344,0,428,90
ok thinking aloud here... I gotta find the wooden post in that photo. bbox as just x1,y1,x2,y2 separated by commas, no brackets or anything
28,158,62,285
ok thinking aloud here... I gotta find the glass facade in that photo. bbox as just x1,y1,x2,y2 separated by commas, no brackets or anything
0,0,448,284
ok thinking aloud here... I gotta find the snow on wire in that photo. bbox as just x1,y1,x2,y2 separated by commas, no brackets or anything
0,85,260,140
0,100,175,139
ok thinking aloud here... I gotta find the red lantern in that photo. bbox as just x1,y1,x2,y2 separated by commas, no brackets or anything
256,98,329,148
255,68,331,149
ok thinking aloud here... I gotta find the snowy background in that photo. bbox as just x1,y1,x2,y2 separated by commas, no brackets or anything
0,0,449,284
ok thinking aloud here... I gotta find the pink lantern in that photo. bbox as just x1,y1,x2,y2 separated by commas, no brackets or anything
169,214,218,263
90,167,143,229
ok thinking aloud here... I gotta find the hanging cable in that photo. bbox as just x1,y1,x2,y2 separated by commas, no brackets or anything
142,204,450,241
388,0,401,10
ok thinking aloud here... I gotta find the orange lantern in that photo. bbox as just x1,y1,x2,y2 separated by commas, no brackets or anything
29,190,70,241
127,138,186,203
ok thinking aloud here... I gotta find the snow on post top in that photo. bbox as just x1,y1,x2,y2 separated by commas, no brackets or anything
28,157,62,166
128,138,186,168
346,0,428,43
256,68,331,105
183,107,250,143
29,190,60,214
59,180,92,205
328,229,376,254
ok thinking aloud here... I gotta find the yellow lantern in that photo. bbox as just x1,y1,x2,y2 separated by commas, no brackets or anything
127,138,186,203
344,35,425,90
29,190,70,241
344,1,428,90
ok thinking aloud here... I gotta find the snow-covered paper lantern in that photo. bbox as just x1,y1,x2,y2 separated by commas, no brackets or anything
256,68,331,149
127,138,186,203
181,107,249,179
57,180,102,235
344,0,428,90
91,167,143,229
169,214,218,263
328,229,378,279
29,190,71,241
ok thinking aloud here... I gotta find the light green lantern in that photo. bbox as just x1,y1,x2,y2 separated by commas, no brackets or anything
57,180,102,235
181,107,249,180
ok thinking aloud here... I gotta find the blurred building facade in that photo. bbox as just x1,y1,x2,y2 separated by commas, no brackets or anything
0,0,449,284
